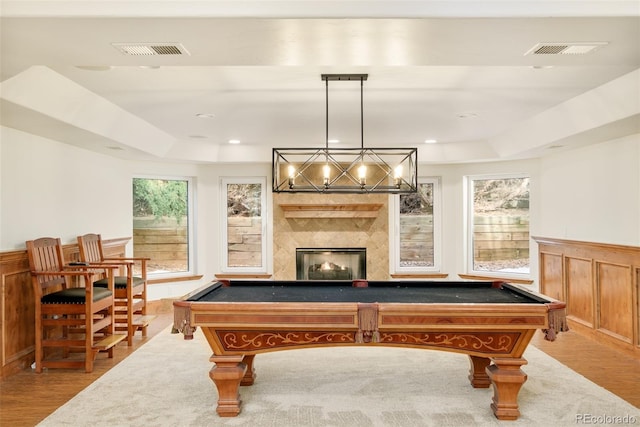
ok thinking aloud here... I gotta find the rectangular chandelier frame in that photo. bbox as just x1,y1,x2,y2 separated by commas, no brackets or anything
272,147,418,194
272,73,418,194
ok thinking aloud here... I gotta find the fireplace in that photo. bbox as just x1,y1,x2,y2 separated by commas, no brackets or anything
296,248,366,280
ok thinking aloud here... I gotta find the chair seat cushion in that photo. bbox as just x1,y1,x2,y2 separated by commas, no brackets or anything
94,276,145,289
42,287,112,304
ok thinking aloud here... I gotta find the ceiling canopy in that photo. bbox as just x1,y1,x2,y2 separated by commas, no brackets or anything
1,1,638,164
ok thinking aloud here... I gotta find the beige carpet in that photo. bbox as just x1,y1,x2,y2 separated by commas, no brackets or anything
38,327,639,427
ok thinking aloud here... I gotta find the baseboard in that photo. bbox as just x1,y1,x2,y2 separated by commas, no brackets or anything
567,319,639,360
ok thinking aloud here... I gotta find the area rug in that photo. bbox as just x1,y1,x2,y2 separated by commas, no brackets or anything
37,326,639,427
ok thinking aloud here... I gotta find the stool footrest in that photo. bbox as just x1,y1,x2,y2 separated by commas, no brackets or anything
93,334,126,351
133,315,156,327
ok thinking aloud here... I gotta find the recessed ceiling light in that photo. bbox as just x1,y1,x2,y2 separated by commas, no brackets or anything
228,139,241,144
424,139,437,144
328,139,340,144
196,113,215,119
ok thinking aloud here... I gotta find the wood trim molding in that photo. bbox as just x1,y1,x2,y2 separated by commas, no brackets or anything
149,275,203,285
279,203,383,218
214,274,273,280
533,236,640,254
458,273,534,285
390,273,449,279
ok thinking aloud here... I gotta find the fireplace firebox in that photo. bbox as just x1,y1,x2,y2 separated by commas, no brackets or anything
296,248,366,280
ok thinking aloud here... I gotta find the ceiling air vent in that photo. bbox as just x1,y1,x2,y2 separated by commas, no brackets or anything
112,43,190,56
525,42,608,56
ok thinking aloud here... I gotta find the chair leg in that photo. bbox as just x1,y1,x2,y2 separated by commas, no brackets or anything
62,320,70,359
85,312,94,373
34,313,43,373
127,297,134,346
140,285,148,337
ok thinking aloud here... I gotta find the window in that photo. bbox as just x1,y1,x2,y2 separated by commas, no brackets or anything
221,177,267,273
132,176,194,277
466,174,530,276
393,177,441,272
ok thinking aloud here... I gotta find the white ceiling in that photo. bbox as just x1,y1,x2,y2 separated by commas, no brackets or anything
1,1,639,164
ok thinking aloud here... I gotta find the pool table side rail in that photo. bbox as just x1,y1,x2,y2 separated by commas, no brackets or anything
173,302,566,356
173,280,568,347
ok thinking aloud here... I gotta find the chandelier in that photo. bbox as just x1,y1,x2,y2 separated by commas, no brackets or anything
272,74,418,194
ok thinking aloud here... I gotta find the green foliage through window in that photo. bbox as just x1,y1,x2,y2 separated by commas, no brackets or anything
133,178,188,223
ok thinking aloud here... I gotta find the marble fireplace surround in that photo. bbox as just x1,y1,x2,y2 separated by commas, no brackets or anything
273,193,389,280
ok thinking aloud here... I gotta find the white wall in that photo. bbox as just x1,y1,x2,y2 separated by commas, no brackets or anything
0,127,3,247
0,127,131,249
537,133,640,246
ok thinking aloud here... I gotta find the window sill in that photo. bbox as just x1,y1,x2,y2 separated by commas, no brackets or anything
458,273,533,285
148,274,203,285
214,273,273,280
390,273,449,279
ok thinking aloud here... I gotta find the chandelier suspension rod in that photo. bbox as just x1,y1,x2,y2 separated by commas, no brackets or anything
360,76,364,151
325,77,329,151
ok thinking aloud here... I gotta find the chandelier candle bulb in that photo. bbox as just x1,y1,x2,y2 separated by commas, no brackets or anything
288,165,296,187
394,165,403,187
358,164,367,186
323,164,331,187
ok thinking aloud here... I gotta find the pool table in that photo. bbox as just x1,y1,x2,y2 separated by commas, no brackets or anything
173,279,567,420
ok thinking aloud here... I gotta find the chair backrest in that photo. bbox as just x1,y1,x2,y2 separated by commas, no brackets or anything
25,237,69,296
77,233,105,263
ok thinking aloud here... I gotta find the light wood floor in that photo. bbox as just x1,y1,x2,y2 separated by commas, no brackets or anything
1,313,638,426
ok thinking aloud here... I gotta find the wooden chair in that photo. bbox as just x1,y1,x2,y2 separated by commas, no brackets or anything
26,237,126,373
77,233,155,346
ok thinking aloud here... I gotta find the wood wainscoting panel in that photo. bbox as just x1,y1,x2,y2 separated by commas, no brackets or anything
0,251,34,371
533,236,640,358
539,251,564,301
637,267,640,348
2,268,35,367
597,262,633,343
565,256,594,328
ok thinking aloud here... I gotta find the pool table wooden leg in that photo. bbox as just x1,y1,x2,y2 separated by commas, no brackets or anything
209,355,247,417
467,355,492,388
241,354,256,386
486,357,528,421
